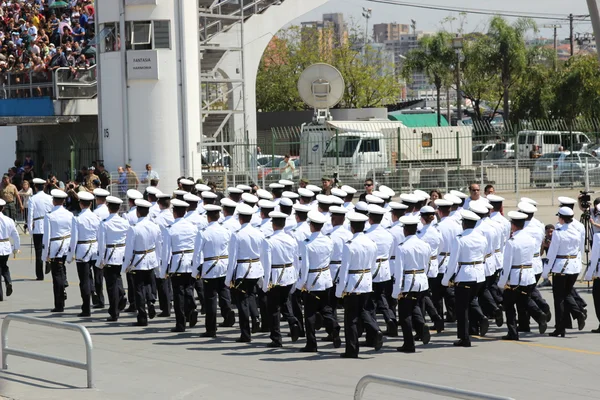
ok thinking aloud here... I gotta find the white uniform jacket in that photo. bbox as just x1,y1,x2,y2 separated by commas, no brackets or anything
0,213,19,256
392,235,430,297
159,217,198,278
97,213,129,270
543,222,583,278
335,232,377,297
68,208,100,263
327,225,353,284
442,228,487,285
194,221,231,279
42,206,73,261
225,223,265,286
123,216,161,271
295,231,333,292
417,222,442,278
498,229,537,287
28,191,52,235
261,229,299,292
365,224,394,283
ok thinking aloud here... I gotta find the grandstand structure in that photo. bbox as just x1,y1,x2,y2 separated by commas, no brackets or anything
8,0,329,187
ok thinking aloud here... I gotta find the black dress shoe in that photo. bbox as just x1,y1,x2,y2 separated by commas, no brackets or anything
517,326,531,333
77,312,91,317
158,312,171,318
251,320,260,334
260,326,270,333
397,345,416,353
236,337,252,343
321,334,334,342
546,311,552,323
298,346,317,353
118,297,127,311
340,352,358,358
453,339,471,347
501,335,519,341
434,319,444,333
333,336,342,349
361,339,375,347
494,309,504,327
385,320,398,337
480,318,489,337
189,310,198,328
290,325,300,342
92,304,105,309
92,293,99,305
201,331,216,338
374,331,384,351
125,306,136,313
592,326,600,333
148,304,156,319
577,315,586,331
106,316,118,322
421,326,431,345
267,341,283,348
538,321,548,335
548,330,565,337
219,310,235,327
133,321,148,327
50,308,64,313
36,277,44,281
171,327,185,333
6,284,12,297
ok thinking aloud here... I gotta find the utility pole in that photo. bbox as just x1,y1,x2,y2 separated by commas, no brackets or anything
544,24,562,71
362,7,372,46
586,0,600,64
569,13,574,56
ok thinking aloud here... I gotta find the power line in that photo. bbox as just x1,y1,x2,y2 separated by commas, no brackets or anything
365,0,590,21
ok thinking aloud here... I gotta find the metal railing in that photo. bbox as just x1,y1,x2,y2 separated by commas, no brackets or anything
0,70,55,99
1,314,94,389
54,65,98,100
354,374,514,400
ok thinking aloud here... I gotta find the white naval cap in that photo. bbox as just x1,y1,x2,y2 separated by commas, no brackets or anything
460,209,480,221
279,179,294,186
330,196,344,205
32,178,46,185
298,188,315,198
282,191,299,200
307,210,328,224
258,199,276,209
279,198,293,207
195,184,211,192
486,194,505,203
557,206,574,217
558,196,577,205
400,193,420,204
236,203,255,216
77,191,94,201
450,190,468,199
51,189,67,199
135,199,152,208
341,185,357,195
227,187,243,194
269,211,288,219
420,205,435,214
171,199,189,208
183,193,201,203
443,193,462,205
354,201,369,212
367,204,386,215
236,184,252,192
518,201,537,214
366,194,384,204
306,184,322,193
331,188,347,198
220,198,238,208
156,192,171,199
257,189,274,200
269,183,284,190
173,190,188,196
201,191,217,199
434,199,453,207
293,203,311,213
389,201,408,210
179,179,194,186
146,187,161,195
372,190,390,200
469,201,489,215
520,197,538,206
204,204,222,212
329,206,348,215
507,211,528,221
347,212,368,222
316,194,334,204
379,185,395,197
93,188,110,197
413,189,430,200
241,193,259,204
399,215,420,225
106,196,123,205
0,199,5,206
127,189,143,200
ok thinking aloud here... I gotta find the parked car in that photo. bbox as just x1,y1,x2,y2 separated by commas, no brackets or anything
472,143,494,162
485,142,514,162
258,157,300,181
531,151,600,187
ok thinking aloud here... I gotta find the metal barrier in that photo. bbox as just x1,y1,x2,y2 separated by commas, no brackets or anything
54,65,98,100
1,314,94,388
354,374,514,400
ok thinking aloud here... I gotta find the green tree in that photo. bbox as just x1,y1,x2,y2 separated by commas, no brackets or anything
401,32,455,126
552,54,600,122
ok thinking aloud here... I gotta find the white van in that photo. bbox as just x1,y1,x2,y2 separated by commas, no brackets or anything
517,130,591,159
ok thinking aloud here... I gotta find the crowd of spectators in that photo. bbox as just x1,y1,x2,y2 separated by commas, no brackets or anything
0,0,96,98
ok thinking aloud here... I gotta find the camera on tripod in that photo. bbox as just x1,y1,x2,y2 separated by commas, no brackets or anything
580,190,592,210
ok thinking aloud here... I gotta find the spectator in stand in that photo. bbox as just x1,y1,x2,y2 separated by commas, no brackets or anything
84,166,99,192
114,166,127,196
49,45,68,71
18,180,32,232
71,21,84,42
0,174,24,220
141,163,159,186
24,154,34,170
97,162,110,189
22,164,34,187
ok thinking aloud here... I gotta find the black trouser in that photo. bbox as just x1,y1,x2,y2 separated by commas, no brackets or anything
368,281,396,325
552,273,582,332
171,273,196,331
203,276,231,334
430,274,447,326
399,291,425,350
50,257,67,310
156,276,172,315
92,262,104,306
133,270,155,324
593,279,600,325
33,234,44,280
303,289,339,350
455,281,484,343
0,254,11,289
194,278,205,310
104,265,126,319
520,273,550,329
126,272,136,309
258,286,270,331
384,279,397,316
343,293,370,357
268,284,299,345
76,261,91,314
504,284,545,338
291,290,305,335
234,278,258,341
478,275,500,317
422,278,442,324
489,270,503,305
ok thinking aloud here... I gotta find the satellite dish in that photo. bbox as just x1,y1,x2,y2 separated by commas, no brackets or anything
298,63,345,124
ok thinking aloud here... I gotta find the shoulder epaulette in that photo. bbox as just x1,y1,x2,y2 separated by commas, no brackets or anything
457,234,462,237
201,227,207,232
265,236,271,240
304,238,310,242
102,218,107,222
326,233,331,236
346,239,352,244
417,230,421,234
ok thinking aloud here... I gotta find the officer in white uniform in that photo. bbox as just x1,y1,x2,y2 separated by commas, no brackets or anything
340,185,356,211
195,184,211,215
0,199,19,300
434,199,460,326
336,212,380,358
123,199,162,326
28,178,52,280
488,195,511,247
287,203,311,336
220,198,241,233
442,210,488,347
93,188,110,220
443,193,463,226
146,187,161,221
97,196,129,321
386,202,408,317
279,197,296,230
160,199,198,333
365,204,397,339
257,199,276,237
315,194,333,234
261,211,302,347
241,193,261,227
200,190,219,212
371,191,392,228
297,188,315,208
392,215,433,353
183,193,208,229
124,189,143,312
194,204,235,338
353,201,370,231
152,192,174,317
498,211,548,341
91,188,110,308
226,203,265,343
584,226,600,333
269,183,285,208
543,207,586,337
68,191,101,317
331,188,347,207
43,190,73,312
295,211,341,352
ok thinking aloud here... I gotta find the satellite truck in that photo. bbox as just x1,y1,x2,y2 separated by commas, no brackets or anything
297,63,473,186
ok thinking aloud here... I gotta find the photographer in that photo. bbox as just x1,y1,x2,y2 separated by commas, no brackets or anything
589,198,600,237
44,174,64,194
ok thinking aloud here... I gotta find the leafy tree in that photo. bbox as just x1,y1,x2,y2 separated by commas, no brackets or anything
551,55,600,122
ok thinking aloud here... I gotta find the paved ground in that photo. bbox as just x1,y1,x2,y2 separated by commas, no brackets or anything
1,187,599,400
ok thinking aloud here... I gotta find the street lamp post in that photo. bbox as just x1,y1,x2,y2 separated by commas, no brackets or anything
452,35,464,123
362,8,372,45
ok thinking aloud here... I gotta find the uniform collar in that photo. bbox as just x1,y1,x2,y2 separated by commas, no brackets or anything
352,231,364,239
174,217,183,223
309,231,320,240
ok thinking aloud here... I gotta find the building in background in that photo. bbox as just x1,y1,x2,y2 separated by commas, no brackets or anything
323,13,349,45
373,23,410,43
385,31,434,96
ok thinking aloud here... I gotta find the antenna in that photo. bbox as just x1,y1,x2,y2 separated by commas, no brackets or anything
297,63,345,125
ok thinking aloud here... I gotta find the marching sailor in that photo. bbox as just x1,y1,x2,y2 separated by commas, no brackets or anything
28,177,52,280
